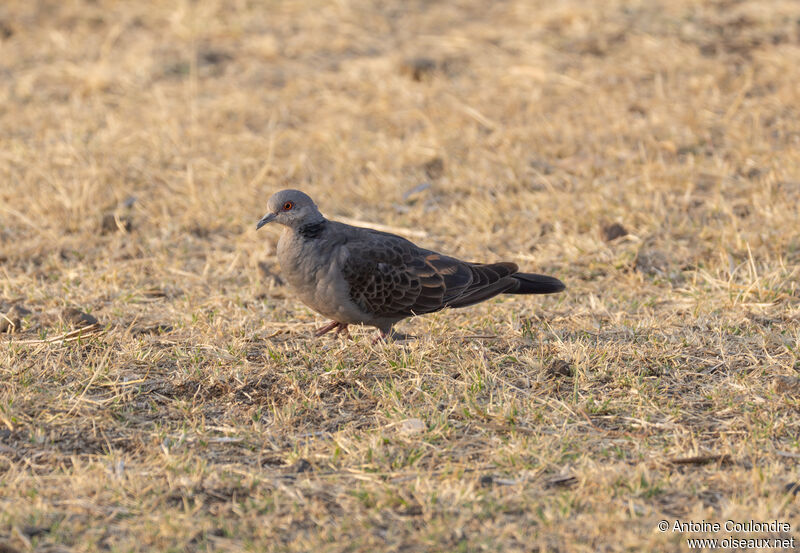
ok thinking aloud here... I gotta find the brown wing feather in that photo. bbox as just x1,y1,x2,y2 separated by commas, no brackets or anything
341,233,522,318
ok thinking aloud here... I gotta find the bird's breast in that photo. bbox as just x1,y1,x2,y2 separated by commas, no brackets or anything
277,233,365,323
277,231,321,289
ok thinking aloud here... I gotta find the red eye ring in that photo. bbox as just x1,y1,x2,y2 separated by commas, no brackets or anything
282,201,294,211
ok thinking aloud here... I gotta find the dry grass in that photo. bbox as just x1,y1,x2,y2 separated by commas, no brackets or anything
1,0,800,551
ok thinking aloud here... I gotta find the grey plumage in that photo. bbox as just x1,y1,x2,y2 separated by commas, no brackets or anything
256,189,565,339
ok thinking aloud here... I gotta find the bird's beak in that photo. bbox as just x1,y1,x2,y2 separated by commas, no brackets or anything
256,213,276,230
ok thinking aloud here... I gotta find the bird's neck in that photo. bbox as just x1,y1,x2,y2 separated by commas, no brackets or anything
297,218,326,239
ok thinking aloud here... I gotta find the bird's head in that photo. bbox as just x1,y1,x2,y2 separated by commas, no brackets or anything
256,189,324,230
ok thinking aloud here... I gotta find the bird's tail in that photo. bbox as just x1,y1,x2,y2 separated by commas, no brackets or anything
507,272,565,294
445,264,565,309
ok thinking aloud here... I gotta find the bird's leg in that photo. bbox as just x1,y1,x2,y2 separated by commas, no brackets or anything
334,324,350,339
314,321,341,337
372,330,389,344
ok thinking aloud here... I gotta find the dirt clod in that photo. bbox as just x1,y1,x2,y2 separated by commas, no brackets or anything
400,57,437,81
602,223,628,242
0,304,31,333
634,249,669,276
100,213,133,234
772,376,800,395
546,359,573,378
292,459,313,473
423,158,445,180
61,307,99,328
132,324,174,335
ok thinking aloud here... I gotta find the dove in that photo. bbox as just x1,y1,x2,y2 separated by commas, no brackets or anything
256,189,565,340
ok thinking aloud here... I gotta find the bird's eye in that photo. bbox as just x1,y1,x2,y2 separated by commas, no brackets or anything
282,201,294,211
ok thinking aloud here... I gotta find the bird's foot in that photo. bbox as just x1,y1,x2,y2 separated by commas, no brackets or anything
314,321,351,339
314,321,342,337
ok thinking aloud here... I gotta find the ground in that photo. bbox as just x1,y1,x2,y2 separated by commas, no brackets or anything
1,0,799,551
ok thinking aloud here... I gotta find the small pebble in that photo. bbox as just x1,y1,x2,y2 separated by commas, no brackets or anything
398,418,426,435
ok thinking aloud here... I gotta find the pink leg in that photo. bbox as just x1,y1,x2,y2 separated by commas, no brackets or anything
314,321,341,337
334,324,350,339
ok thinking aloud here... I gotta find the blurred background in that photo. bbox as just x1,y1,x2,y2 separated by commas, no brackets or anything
2,0,799,295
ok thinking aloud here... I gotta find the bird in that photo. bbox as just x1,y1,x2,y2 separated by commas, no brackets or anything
256,189,565,340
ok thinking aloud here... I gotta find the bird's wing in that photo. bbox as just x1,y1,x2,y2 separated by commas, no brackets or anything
339,231,518,318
